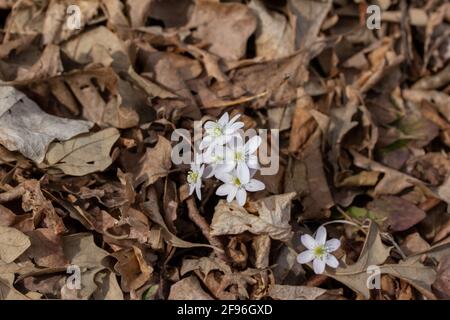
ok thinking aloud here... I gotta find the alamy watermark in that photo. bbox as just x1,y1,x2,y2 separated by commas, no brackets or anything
66,5,82,30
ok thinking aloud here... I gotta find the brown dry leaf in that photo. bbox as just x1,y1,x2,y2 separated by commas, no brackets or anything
325,222,392,299
44,127,120,176
0,225,31,263
0,44,63,85
0,274,30,300
181,257,231,280
367,196,427,232
168,275,213,300
126,136,172,187
62,233,120,299
433,255,450,299
249,0,295,59
186,0,257,61
0,86,93,163
211,193,296,242
142,197,218,251
112,246,153,292
62,26,130,73
62,68,140,128
25,228,68,268
268,284,326,300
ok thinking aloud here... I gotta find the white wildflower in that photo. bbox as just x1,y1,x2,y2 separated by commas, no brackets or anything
215,169,265,206
296,226,341,274
199,112,244,152
187,162,204,200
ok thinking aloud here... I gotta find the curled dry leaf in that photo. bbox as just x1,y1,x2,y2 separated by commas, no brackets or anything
210,193,296,242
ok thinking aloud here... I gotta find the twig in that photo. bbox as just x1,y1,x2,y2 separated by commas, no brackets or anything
186,197,228,262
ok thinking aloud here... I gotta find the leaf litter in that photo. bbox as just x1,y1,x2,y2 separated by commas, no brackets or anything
0,0,449,300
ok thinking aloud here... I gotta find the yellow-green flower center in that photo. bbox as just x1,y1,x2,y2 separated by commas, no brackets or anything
213,127,223,137
234,151,244,161
232,177,242,187
187,170,199,184
314,245,326,258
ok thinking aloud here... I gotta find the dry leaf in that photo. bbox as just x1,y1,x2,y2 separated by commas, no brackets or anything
0,226,31,263
0,86,93,163
211,193,296,242
45,128,120,176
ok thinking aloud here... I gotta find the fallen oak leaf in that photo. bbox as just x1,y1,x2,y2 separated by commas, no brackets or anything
324,222,392,299
44,128,120,176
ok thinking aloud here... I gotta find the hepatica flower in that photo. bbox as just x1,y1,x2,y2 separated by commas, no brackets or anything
187,162,204,200
199,112,244,152
297,226,341,274
222,135,261,178
183,112,266,207
216,170,265,206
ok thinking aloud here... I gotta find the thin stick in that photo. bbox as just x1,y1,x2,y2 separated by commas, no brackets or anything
186,197,228,261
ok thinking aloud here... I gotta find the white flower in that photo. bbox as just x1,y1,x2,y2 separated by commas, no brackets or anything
219,135,261,178
296,226,341,274
202,146,229,178
199,112,244,152
216,169,265,206
187,162,204,200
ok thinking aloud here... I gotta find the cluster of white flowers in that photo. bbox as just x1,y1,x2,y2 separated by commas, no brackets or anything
187,112,265,206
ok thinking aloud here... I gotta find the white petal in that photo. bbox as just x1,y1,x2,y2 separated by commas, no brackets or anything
215,163,234,175
315,226,327,246
195,184,202,200
296,250,314,264
189,184,195,196
204,121,216,130
215,172,232,183
218,112,229,126
325,239,341,253
226,186,238,203
246,155,259,169
228,114,241,125
199,136,213,150
198,165,205,176
313,258,326,274
216,184,232,196
237,163,250,184
325,255,339,269
245,179,265,192
300,234,316,250
236,188,247,206
245,136,262,154
227,121,244,132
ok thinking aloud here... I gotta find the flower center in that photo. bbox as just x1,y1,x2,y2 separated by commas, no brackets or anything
232,177,242,187
234,151,244,161
187,170,199,184
213,126,223,137
313,245,327,258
